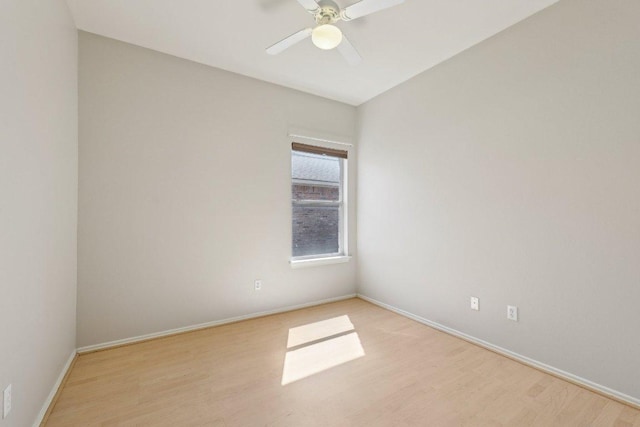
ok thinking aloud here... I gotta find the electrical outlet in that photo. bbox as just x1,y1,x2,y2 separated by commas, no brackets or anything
470,296,479,311
507,305,518,321
254,280,262,291
3,384,11,419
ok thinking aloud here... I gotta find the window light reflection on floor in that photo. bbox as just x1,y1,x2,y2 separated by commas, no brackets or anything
281,316,365,386
287,314,355,348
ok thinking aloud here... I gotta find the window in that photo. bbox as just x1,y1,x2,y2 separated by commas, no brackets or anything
291,142,348,261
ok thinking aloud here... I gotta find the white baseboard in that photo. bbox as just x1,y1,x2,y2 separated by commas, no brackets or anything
33,349,77,427
77,294,357,354
357,293,640,409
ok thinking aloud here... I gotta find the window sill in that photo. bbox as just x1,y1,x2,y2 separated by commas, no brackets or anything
290,256,352,269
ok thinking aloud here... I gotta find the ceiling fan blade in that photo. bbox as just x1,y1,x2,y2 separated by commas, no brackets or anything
341,0,405,21
296,0,320,13
337,35,362,65
266,28,313,55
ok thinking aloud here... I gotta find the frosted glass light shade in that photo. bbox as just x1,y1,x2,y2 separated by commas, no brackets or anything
312,24,343,50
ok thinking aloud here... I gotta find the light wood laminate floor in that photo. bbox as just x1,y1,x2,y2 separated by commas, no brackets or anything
46,298,640,426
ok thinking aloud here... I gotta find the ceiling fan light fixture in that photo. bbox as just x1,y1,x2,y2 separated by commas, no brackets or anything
311,24,343,50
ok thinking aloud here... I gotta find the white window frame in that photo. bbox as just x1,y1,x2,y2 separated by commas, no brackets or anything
289,135,351,268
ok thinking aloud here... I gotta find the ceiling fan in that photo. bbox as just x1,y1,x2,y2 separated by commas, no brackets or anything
266,0,405,65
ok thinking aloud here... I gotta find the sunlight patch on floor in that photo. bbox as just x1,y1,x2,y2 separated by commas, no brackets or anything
282,315,365,385
286,314,355,348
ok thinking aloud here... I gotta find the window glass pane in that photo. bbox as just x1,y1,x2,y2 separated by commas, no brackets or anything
292,205,340,257
291,149,343,258
292,152,340,201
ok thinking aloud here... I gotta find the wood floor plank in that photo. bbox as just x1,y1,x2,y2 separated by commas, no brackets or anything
45,298,639,426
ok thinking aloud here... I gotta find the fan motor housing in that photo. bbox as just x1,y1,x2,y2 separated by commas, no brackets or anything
314,0,340,24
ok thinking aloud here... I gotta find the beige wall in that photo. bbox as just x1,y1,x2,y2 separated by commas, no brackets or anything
0,1,78,425
77,32,357,347
357,0,640,400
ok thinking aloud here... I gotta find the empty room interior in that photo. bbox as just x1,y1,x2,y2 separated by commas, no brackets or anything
2,0,640,425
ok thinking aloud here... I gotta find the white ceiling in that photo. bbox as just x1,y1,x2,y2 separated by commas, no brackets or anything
66,0,558,106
